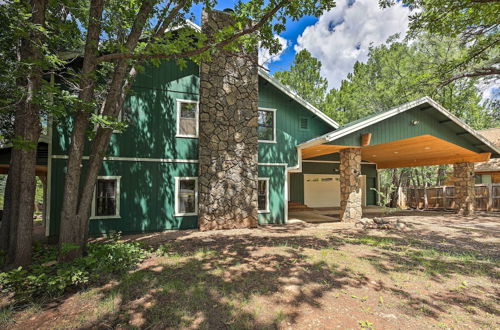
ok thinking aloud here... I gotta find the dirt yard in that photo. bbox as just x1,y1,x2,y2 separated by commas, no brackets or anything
3,212,500,329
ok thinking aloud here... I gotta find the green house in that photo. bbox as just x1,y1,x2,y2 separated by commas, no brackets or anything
46,60,375,236
3,12,498,239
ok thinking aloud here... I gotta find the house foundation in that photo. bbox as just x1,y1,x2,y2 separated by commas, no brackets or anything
453,162,475,215
197,9,259,230
339,148,362,222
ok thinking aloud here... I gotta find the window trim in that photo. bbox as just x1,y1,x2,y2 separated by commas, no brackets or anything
90,176,121,220
257,177,270,214
176,99,199,138
257,107,277,143
174,177,198,217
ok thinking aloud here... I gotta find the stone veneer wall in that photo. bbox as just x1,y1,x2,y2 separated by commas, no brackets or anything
453,162,475,216
198,9,259,230
339,148,362,222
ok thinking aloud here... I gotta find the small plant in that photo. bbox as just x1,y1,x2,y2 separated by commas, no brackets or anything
0,241,147,302
358,320,374,329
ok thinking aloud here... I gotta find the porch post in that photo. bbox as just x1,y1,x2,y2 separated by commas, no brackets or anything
340,148,362,222
453,162,475,216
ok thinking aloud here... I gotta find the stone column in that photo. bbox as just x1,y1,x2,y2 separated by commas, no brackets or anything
198,9,259,230
453,162,475,216
339,148,362,222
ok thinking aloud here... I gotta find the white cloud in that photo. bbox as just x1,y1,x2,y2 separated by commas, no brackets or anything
296,0,411,89
259,35,289,68
478,79,500,104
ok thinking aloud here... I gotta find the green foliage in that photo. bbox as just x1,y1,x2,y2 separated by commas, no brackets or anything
323,37,497,128
0,241,147,302
381,0,500,84
274,49,328,108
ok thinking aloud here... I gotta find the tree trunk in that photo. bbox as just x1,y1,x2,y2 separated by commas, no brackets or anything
73,1,156,255
436,165,447,186
59,0,154,259
3,0,47,267
389,168,399,208
58,0,105,262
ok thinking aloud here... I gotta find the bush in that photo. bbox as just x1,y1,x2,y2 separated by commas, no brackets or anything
0,241,147,302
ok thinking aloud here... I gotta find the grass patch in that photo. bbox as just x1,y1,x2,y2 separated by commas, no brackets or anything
0,306,13,328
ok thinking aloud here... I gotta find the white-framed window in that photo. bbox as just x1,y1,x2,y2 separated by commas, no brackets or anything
257,178,270,213
175,177,198,216
258,108,276,143
91,176,121,219
176,99,199,138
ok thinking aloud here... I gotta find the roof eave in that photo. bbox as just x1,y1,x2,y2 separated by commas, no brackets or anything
257,69,340,129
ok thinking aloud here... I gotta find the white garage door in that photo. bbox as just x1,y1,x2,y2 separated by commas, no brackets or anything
304,174,366,208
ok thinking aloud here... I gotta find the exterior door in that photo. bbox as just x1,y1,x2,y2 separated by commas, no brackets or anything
304,174,366,208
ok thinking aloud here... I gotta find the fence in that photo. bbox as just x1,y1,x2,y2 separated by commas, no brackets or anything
405,184,500,212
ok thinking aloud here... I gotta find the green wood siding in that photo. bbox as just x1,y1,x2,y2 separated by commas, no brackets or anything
49,159,199,236
49,60,333,235
52,60,200,159
330,107,482,153
257,79,334,167
258,165,286,224
48,161,286,236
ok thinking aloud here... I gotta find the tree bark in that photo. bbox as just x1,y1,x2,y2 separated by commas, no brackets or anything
58,0,105,262
3,0,47,267
59,0,154,260
389,169,399,208
77,0,156,252
436,165,447,186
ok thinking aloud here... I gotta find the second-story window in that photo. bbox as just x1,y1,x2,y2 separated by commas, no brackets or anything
176,99,199,138
258,108,276,143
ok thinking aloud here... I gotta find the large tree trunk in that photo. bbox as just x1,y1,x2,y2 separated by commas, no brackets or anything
2,0,47,267
59,0,154,260
58,0,105,262
77,1,156,253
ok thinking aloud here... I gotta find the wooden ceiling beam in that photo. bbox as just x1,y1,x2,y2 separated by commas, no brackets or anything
301,145,359,159
376,152,491,169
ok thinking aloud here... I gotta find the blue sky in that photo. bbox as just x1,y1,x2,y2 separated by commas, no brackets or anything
188,0,412,90
188,1,497,99
188,1,319,74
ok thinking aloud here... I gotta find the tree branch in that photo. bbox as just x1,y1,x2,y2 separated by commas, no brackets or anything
96,0,288,63
440,67,500,86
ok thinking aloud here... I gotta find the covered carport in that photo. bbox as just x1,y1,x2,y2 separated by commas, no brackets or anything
297,97,500,222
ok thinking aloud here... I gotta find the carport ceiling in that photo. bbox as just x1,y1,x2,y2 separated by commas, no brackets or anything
302,135,491,169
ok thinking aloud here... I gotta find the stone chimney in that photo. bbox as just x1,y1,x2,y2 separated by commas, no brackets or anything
198,9,259,230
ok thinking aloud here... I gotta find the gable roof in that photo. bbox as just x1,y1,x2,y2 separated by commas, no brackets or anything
479,128,500,147
181,20,339,129
257,68,339,129
298,96,500,157
475,128,500,172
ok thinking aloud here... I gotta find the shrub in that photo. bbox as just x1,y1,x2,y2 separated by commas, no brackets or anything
0,241,147,302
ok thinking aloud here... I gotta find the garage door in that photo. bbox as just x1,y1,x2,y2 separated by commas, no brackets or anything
304,174,366,208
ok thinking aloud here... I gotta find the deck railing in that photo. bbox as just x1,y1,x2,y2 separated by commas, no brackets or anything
404,184,500,212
